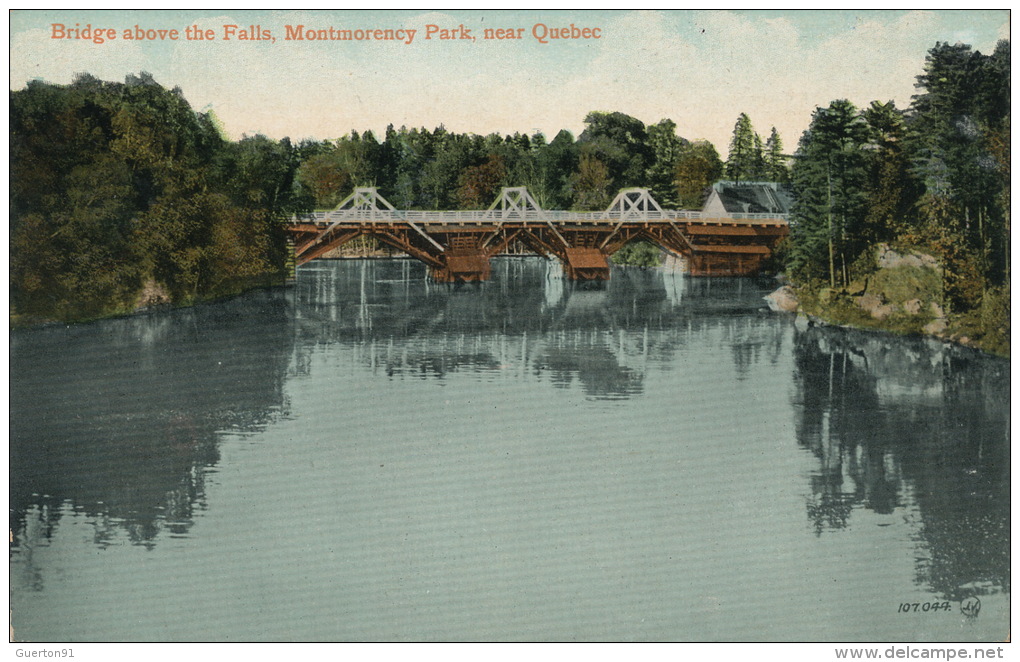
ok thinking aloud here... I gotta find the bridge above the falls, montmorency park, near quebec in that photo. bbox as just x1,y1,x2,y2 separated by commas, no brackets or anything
287,186,790,282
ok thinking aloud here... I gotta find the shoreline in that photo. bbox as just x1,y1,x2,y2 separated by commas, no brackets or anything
765,283,1010,360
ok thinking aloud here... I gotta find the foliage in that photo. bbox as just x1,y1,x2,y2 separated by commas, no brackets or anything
785,39,1010,354
10,74,304,323
643,119,688,208
611,240,663,267
763,127,789,183
456,154,507,209
570,150,613,210
788,99,871,288
577,111,651,189
675,140,724,209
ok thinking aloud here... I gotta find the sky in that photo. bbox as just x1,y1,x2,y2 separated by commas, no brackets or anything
8,9,1010,153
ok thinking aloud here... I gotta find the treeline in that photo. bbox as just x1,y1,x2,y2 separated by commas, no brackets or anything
295,112,736,212
11,72,309,323
787,41,1010,320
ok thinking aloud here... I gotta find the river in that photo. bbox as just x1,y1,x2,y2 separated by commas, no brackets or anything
9,257,1010,642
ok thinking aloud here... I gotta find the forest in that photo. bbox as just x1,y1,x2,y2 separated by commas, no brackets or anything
9,40,1011,353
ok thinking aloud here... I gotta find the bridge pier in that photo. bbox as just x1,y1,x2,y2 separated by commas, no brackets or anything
432,250,492,282
562,247,611,280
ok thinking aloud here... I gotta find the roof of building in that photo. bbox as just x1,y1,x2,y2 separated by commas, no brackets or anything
709,181,792,215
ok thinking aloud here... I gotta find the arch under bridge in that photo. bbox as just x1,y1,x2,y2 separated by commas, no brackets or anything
287,187,789,281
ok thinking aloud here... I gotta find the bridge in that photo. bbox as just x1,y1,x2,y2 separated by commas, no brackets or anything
287,186,789,281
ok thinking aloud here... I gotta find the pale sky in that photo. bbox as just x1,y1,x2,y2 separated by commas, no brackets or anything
9,9,1010,154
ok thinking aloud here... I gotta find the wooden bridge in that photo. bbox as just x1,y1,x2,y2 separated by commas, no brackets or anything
287,187,789,281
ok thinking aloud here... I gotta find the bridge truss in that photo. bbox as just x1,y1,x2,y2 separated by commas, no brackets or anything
287,187,788,281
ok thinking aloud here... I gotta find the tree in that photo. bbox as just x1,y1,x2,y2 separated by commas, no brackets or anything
788,100,870,287
570,150,612,211
532,129,578,209
861,101,919,244
644,119,688,208
456,154,507,209
577,111,650,189
725,113,765,182
763,127,789,183
675,140,724,209
907,40,1010,285
10,74,301,321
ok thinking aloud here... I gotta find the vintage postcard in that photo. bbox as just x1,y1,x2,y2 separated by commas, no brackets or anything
8,9,1010,653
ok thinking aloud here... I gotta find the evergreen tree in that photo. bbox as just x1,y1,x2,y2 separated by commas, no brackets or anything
861,101,918,244
907,40,1010,285
725,113,765,182
763,127,789,183
788,100,870,287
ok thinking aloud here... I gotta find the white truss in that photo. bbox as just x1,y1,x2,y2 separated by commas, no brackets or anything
602,188,665,220
484,187,544,219
295,185,786,226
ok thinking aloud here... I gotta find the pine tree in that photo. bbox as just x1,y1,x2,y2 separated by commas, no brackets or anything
788,100,870,287
725,113,765,182
763,127,788,183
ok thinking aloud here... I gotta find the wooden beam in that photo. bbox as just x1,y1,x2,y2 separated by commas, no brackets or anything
296,230,362,264
688,244,771,254
682,225,789,236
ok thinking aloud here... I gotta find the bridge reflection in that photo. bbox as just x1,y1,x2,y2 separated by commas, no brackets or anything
291,257,785,401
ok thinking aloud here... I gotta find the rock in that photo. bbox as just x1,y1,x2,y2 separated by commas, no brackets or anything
923,318,948,336
872,304,896,320
856,292,884,314
929,302,945,319
855,291,898,320
876,243,940,271
136,280,171,309
903,298,922,315
764,285,799,313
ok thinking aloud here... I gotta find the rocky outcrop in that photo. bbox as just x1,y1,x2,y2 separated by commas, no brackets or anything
764,285,799,313
771,243,952,341
875,243,940,271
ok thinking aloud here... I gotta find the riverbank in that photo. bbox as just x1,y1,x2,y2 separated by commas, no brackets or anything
766,244,1010,358
10,271,290,330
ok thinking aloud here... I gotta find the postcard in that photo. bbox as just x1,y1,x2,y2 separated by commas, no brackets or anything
8,9,1010,653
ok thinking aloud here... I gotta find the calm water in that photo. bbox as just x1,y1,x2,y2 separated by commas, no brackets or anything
9,258,1010,642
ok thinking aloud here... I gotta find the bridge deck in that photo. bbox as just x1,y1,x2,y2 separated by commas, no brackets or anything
293,210,786,224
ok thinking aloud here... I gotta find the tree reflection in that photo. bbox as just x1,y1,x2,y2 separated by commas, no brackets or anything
10,290,294,556
792,324,1009,599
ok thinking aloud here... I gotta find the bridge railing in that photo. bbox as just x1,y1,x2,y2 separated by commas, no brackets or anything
293,209,788,224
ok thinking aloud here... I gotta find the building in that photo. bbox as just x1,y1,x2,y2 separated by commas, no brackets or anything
701,181,792,218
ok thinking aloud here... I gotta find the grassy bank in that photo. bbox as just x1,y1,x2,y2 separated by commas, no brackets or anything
785,244,1009,358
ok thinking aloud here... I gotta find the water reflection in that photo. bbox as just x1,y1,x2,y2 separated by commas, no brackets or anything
792,324,1010,601
11,257,1007,620
10,290,294,557
292,258,781,400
